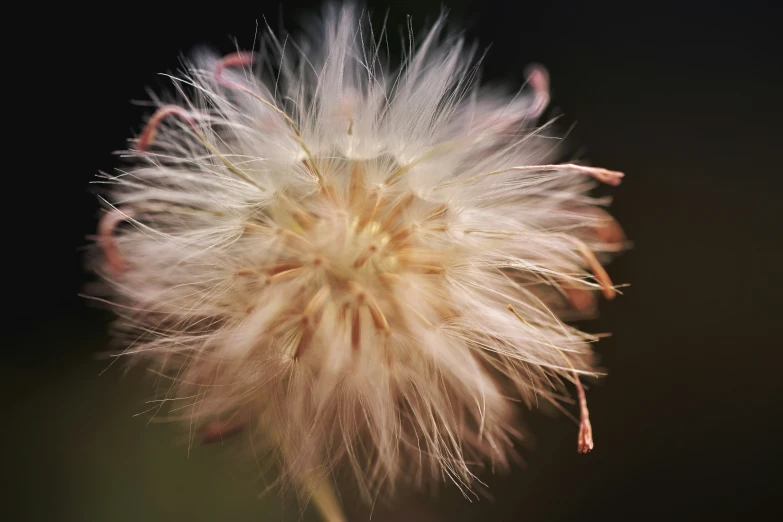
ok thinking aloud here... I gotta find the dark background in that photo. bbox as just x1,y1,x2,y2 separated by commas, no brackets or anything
6,1,781,520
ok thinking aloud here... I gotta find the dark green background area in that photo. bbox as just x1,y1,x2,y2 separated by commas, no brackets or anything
6,1,781,520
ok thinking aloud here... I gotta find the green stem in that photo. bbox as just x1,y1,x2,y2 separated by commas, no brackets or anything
309,478,347,522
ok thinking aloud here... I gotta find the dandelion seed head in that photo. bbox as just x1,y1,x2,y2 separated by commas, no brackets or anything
91,4,626,503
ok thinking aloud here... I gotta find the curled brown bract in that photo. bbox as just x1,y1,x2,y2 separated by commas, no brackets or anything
200,416,249,444
137,105,197,152
522,64,551,120
575,374,594,453
98,208,134,275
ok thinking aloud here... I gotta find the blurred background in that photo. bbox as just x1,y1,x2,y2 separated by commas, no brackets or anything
6,0,781,520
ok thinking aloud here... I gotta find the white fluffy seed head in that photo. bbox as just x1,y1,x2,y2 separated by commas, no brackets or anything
91,4,626,502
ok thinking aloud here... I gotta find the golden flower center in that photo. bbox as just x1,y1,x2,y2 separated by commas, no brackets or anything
237,159,453,360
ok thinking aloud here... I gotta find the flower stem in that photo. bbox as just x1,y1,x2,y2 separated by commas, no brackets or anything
309,478,347,522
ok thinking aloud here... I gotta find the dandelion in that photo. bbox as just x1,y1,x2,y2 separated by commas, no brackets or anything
91,4,626,519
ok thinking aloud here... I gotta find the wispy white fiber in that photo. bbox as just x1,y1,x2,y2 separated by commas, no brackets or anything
91,4,626,503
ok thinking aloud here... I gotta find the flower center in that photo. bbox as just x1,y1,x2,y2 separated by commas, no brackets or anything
236,158,454,361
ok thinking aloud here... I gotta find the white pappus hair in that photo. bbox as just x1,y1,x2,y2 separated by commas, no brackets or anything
91,3,626,508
